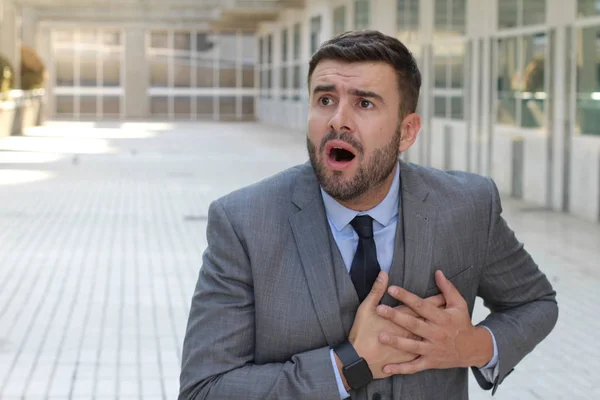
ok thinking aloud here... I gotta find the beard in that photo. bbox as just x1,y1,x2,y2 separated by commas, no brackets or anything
307,125,401,203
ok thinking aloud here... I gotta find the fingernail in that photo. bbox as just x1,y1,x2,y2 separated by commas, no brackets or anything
377,271,385,282
384,366,392,374
377,305,388,315
389,287,398,296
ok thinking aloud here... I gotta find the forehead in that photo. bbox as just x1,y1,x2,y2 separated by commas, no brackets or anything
310,60,397,92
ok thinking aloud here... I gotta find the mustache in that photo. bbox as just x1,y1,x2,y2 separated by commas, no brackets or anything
319,131,364,155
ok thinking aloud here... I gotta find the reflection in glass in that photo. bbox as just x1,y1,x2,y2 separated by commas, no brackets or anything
281,66,288,99
293,65,301,90
220,97,236,116
450,96,463,119
449,42,465,89
79,50,98,87
434,0,448,31
267,34,273,64
293,24,301,60
103,97,120,116
498,0,518,29
333,6,346,36
220,62,237,88
520,33,546,128
577,0,600,17
174,54,192,88
149,54,169,87
56,95,74,115
496,37,518,126
174,32,191,51
242,97,255,118
103,31,121,46
196,97,213,116
282,29,289,62
575,26,600,135
151,96,169,115
174,96,191,116
522,0,546,26
242,64,254,88
449,0,467,35
396,0,420,43
80,95,97,115
150,31,169,49
434,96,447,117
310,16,322,55
55,49,74,86
195,58,214,88
434,54,447,89
354,0,370,30
103,53,121,87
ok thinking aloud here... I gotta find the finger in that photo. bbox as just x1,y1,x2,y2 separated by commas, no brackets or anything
379,333,431,355
364,271,389,309
383,357,429,375
387,286,445,323
376,306,438,341
435,270,467,308
424,293,446,308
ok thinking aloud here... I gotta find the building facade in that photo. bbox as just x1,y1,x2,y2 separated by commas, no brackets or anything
0,0,599,223
255,0,600,223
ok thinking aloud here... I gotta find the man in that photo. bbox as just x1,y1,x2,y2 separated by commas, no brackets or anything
178,30,558,400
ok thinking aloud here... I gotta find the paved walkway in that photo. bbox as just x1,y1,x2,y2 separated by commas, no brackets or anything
0,121,598,400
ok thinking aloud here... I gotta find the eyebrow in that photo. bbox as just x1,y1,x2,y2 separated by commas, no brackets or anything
312,85,384,104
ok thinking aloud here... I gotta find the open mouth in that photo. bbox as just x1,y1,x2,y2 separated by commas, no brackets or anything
329,147,356,162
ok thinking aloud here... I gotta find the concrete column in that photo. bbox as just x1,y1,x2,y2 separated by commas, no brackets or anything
37,25,52,120
0,0,20,88
370,0,396,36
124,26,149,118
20,7,37,48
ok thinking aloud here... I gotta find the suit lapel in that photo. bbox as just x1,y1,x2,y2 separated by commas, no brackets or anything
398,161,439,300
289,164,347,345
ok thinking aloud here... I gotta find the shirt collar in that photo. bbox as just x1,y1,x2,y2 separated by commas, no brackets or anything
320,162,400,232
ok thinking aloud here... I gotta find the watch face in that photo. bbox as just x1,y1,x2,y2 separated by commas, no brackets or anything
343,359,373,389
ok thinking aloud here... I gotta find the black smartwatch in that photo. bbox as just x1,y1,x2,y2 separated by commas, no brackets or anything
332,340,373,390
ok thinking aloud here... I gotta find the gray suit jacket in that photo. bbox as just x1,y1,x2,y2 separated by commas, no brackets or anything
178,161,558,400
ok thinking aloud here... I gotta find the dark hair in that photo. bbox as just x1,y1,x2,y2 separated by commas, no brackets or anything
307,30,421,117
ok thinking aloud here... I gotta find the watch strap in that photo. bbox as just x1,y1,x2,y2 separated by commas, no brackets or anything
333,340,361,366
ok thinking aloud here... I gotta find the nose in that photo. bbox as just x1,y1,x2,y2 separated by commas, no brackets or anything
328,101,354,133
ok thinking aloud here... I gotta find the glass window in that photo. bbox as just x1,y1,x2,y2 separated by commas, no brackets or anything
434,96,447,117
219,60,237,88
449,42,465,89
79,30,98,46
149,54,169,87
496,37,518,126
196,96,213,116
281,66,288,94
242,96,255,118
521,33,546,128
79,50,98,87
498,0,518,29
173,54,192,88
578,0,600,17
79,95,97,115
499,0,546,29
354,0,370,30
522,0,546,26
103,31,121,46
434,0,466,38
293,65,301,89
259,37,264,65
575,26,600,135
103,52,121,87
150,96,169,115
396,0,420,43
195,58,214,88
433,54,447,89
220,97,236,116
450,96,464,119
56,95,74,115
102,96,120,116
242,63,254,88
174,96,191,116
150,31,169,49
310,16,322,54
174,32,191,51
55,49,74,87
282,29,289,62
333,6,347,36
267,34,273,64
293,23,301,60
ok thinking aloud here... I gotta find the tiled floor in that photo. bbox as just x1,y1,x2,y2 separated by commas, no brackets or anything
0,121,598,399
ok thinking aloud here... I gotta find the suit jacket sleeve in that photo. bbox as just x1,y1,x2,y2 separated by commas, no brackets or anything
471,178,559,393
178,200,341,400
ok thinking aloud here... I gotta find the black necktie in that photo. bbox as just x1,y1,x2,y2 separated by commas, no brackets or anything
349,215,381,302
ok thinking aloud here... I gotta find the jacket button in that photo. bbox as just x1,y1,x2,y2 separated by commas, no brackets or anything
372,394,382,400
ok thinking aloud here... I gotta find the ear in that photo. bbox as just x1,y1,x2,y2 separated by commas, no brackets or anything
398,113,421,153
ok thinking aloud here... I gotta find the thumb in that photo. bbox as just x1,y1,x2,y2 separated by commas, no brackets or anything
364,271,389,308
435,270,466,308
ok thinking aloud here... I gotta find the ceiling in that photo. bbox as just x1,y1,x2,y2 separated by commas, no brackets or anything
12,0,305,31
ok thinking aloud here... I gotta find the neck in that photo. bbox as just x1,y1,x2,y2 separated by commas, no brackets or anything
338,164,397,211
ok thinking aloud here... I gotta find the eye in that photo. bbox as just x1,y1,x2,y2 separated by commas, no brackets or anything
319,96,333,106
359,100,373,109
